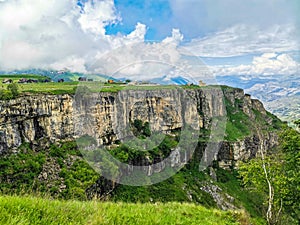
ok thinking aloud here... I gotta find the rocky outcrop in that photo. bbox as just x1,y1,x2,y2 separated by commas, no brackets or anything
0,87,279,168
217,132,278,169
0,94,74,152
200,182,236,210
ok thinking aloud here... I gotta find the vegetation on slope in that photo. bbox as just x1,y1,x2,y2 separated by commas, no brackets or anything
223,94,283,141
0,74,241,97
239,125,300,224
0,138,266,223
0,195,247,225
0,74,178,96
224,99,252,141
0,142,100,200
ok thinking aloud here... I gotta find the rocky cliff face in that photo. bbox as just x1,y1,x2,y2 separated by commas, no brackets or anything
0,87,279,168
0,94,74,152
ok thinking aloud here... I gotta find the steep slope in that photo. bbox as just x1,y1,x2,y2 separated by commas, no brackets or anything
217,74,300,125
0,86,284,224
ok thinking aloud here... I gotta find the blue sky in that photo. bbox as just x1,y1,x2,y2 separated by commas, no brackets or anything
105,0,174,41
105,0,299,41
0,0,299,78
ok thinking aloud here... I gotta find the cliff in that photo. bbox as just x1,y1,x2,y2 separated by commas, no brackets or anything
0,86,280,168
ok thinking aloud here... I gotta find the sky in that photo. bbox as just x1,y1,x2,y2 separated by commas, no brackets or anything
0,0,299,80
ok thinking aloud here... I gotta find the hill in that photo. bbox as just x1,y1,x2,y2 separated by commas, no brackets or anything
216,74,300,126
0,69,112,82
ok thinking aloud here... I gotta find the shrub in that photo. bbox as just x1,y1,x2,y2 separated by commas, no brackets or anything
0,89,13,100
7,83,19,97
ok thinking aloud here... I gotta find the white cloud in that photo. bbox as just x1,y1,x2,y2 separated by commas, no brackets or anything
125,22,147,42
49,56,88,74
211,53,299,76
0,0,125,71
183,24,299,57
162,29,184,45
168,0,299,39
0,0,188,78
89,41,183,79
106,22,147,50
0,0,298,81
78,0,119,37
86,28,211,82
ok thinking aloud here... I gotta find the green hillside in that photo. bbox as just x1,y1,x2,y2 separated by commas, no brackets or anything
0,195,246,225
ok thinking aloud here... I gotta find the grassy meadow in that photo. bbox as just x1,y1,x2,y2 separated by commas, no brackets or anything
0,195,248,225
0,74,223,96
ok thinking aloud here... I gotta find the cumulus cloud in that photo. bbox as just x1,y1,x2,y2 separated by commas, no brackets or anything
78,0,119,37
162,29,184,45
182,24,299,57
0,0,111,70
106,22,147,49
87,28,213,82
211,53,299,76
89,34,183,79
0,0,153,72
0,0,189,79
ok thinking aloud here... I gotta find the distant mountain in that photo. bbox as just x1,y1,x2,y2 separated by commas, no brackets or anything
0,69,112,82
216,74,300,124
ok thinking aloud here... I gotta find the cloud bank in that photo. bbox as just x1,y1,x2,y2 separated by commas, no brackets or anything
183,24,299,57
0,0,190,78
168,0,299,39
0,0,298,78
212,53,299,76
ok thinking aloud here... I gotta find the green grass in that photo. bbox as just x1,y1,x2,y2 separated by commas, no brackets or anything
0,81,180,95
0,195,246,225
224,99,252,141
0,74,49,81
214,168,266,225
18,81,79,95
0,74,226,95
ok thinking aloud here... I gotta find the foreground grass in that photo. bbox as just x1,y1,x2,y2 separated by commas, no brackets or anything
0,195,245,225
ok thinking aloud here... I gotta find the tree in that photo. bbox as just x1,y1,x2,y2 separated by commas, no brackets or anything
239,154,284,224
0,88,13,100
7,83,19,97
143,122,151,137
279,127,300,221
133,119,143,133
239,125,300,224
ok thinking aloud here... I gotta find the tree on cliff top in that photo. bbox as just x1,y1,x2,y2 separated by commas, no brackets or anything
7,83,19,97
0,83,19,100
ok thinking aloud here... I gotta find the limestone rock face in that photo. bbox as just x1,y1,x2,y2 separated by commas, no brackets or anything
0,94,74,152
0,87,278,168
217,132,278,169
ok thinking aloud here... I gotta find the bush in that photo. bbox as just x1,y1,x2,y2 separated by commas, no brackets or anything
0,89,13,100
0,83,19,100
7,83,19,97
